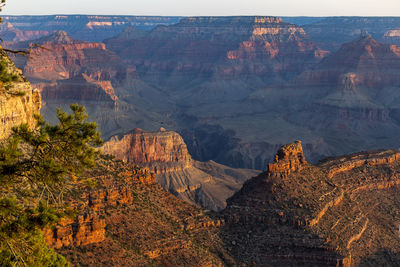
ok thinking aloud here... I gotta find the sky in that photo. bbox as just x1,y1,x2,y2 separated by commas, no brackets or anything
2,0,400,16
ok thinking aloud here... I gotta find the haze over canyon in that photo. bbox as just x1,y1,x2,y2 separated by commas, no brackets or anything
2,13,400,266
4,15,400,170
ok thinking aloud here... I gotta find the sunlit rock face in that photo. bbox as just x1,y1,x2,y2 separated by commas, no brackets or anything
0,52,41,140
103,128,192,170
10,31,121,103
267,141,307,177
43,162,156,250
102,128,258,211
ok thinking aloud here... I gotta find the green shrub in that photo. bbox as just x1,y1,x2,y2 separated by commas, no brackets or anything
0,104,103,266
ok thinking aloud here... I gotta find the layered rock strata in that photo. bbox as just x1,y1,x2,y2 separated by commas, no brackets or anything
223,141,400,266
105,16,326,107
0,15,181,42
43,160,155,249
267,140,307,177
102,128,191,172
300,33,400,90
102,128,258,211
303,17,400,51
53,157,232,266
0,51,41,140
11,31,122,103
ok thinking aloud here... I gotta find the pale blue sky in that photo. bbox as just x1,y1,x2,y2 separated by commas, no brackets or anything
3,0,400,16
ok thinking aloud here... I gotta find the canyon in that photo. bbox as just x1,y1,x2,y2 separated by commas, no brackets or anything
0,15,181,42
3,15,400,265
44,140,400,266
0,16,332,168
45,156,234,266
3,13,400,211
102,128,258,211
3,15,400,171
4,15,398,171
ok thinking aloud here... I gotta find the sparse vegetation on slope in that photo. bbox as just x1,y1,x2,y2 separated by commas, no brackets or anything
223,142,400,266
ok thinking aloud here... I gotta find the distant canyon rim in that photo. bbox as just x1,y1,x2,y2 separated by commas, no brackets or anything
3,15,400,172
2,14,400,266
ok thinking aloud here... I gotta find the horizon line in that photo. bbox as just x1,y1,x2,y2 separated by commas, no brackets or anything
2,14,400,18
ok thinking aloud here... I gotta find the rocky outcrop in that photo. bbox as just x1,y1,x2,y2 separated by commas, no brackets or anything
0,51,41,140
53,157,232,267
44,160,155,249
43,214,106,249
267,140,307,177
102,128,258,211
222,141,400,266
102,128,191,172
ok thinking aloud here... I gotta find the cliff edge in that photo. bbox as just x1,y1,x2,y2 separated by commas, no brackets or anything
0,49,41,140
223,141,400,266
102,128,258,211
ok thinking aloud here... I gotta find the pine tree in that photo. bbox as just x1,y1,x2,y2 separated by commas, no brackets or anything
0,104,103,266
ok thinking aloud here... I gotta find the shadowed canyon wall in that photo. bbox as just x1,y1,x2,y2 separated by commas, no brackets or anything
4,16,400,172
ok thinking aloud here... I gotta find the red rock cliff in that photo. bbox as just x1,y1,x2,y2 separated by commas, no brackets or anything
102,128,192,173
44,160,155,249
267,140,307,177
102,128,258,211
10,31,124,103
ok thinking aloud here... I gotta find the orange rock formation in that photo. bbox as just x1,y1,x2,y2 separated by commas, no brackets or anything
44,161,155,249
267,140,307,177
